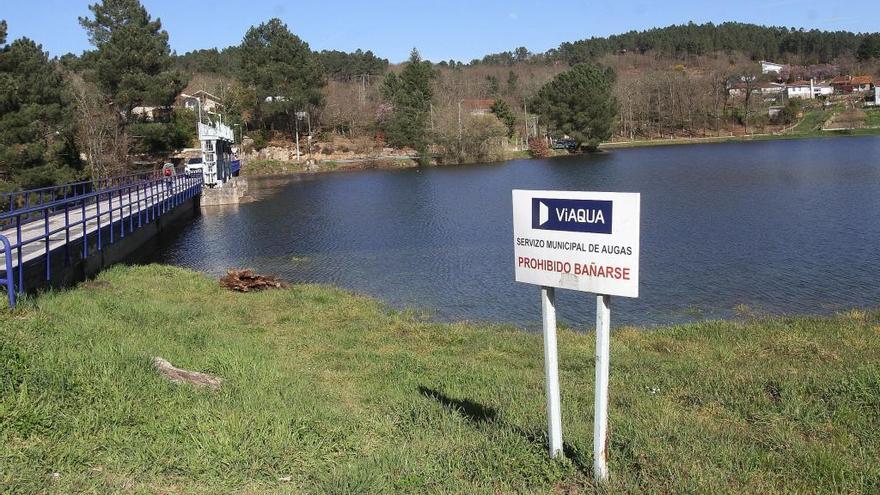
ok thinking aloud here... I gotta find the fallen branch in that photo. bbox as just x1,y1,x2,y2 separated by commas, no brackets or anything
152,357,222,390
220,269,288,292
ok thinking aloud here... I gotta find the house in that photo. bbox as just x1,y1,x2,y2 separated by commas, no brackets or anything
786,79,833,100
461,99,495,116
867,87,880,107
130,106,171,121
176,90,223,113
830,75,874,94
761,60,785,74
728,82,785,97
851,76,874,92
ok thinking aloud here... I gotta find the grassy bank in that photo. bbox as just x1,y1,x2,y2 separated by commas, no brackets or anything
1,265,878,493
600,125,880,150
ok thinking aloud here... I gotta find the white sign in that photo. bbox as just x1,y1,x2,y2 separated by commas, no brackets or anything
512,190,640,298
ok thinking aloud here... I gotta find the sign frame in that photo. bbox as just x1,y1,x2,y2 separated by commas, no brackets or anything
512,189,641,483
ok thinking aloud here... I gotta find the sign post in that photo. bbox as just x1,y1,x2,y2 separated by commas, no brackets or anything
512,190,640,483
542,286,563,458
594,294,611,480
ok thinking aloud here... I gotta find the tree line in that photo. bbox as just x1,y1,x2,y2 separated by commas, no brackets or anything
475,22,880,66
4,5,880,193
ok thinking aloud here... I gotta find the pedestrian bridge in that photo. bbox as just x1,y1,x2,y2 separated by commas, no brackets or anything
0,163,239,309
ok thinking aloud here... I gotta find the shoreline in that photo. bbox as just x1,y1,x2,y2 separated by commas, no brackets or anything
240,128,880,177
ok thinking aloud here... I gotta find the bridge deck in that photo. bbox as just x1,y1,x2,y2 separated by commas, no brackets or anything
0,180,190,270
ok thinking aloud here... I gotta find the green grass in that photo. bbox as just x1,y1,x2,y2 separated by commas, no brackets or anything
791,108,830,134
865,108,880,127
1,265,878,493
242,159,307,176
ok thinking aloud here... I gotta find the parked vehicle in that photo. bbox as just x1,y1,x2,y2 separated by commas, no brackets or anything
184,157,203,174
552,138,577,151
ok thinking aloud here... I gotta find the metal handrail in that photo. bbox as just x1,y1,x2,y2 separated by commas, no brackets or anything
0,173,203,296
0,170,167,227
0,234,15,308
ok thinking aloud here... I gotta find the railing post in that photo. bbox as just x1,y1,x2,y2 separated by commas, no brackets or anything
118,189,124,239
0,234,15,309
109,191,114,244
96,191,102,251
16,215,23,293
128,186,134,234
136,183,142,228
44,208,50,282
64,203,70,266
82,198,88,258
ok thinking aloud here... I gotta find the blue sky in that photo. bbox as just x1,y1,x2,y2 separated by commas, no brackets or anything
3,0,878,62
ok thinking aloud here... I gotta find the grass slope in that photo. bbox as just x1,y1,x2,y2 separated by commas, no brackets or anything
1,265,878,494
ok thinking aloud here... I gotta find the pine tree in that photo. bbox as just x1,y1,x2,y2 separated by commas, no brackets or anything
238,18,325,134
380,49,435,161
0,23,80,190
79,0,185,119
532,64,617,151
490,100,516,137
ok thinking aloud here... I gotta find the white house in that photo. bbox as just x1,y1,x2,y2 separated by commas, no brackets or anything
177,90,223,113
729,82,785,98
786,80,833,100
761,60,784,74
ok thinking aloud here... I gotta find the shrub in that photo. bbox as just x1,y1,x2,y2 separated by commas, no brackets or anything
528,137,550,158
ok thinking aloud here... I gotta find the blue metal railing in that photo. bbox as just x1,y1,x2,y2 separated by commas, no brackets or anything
0,235,14,308
0,170,167,229
0,172,203,308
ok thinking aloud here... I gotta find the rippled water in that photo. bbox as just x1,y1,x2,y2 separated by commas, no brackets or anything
148,137,880,329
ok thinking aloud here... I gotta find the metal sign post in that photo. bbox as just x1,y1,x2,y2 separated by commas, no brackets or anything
541,286,563,458
593,294,611,481
512,189,640,483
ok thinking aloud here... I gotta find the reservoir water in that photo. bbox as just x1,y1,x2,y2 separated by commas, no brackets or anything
150,137,880,329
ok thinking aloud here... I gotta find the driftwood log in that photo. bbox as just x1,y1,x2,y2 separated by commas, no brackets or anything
220,269,288,292
152,357,222,390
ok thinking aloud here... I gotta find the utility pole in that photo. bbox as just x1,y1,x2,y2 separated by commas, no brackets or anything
458,100,463,158
523,102,529,148
294,115,301,161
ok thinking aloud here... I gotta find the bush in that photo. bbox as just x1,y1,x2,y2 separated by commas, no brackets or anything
251,130,269,151
528,137,549,158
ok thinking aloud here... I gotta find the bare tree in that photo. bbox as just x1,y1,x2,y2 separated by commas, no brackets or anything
70,75,129,180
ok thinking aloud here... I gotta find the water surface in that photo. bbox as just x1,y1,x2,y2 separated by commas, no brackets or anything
149,137,880,329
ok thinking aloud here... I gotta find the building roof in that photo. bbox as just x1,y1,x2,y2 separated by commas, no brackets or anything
179,90,222,103
851,75,873,85
831,75,851,85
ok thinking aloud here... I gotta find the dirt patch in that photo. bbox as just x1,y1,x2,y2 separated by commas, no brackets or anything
82,280,112,290
220,269,288,292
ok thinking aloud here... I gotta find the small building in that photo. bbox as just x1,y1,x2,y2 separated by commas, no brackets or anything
761,60,785,74
130,106,171,121
867,87,880,107
728,82,785,97
176,90,223,113
831,75,874,94
785,80,833,100
851,76,874,92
